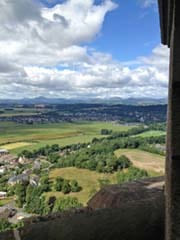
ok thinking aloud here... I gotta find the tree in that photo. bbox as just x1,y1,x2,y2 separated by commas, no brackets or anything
70,180,81,192
15,183,27,208
62,180,71,194
117,167,149,184
47,153,59,164
40,176,51,192
54,177,64,191
52,197,82,213
51,144,60,152
0,219,12,232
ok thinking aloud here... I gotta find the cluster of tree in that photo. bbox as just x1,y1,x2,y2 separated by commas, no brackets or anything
0,219,24,233
0,176,8,192
55,134,165,171
19,144,60,159
116,167,149,184
139,144,165,156
101,129,113,135
148,123,166,131
57,151,132,173
54,177,82,194
108,125,149,139
14,180,82,215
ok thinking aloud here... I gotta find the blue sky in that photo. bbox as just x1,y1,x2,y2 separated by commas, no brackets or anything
92,0,161,61
0,0,169,99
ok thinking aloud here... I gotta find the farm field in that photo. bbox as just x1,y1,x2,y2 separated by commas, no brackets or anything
0,121,134,155
115,149,165,174
48,167,117,205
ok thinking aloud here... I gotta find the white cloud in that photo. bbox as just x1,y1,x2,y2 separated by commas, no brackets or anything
0,0,169,100
139,0,157,8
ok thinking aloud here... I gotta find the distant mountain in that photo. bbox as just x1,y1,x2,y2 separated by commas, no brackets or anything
0,97,167,106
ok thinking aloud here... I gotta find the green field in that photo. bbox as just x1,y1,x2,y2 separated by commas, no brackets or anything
134,130,165,138
48,167,116,205
0,121,133,155
115,148,165,175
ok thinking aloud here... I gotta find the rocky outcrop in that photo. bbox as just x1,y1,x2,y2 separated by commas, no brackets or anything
0,177,165,240
88,176,164,209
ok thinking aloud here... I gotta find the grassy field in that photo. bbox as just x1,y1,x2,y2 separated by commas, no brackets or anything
0,121,133,155
115,149,165,175
48,167,116,205
134,130,165,138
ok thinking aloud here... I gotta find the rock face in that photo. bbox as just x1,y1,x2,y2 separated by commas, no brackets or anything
88,176,164,209
0,177,165,240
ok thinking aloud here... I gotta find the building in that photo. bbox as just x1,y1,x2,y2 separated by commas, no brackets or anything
0,192,7,199
8,174,29,186
0,149,9,156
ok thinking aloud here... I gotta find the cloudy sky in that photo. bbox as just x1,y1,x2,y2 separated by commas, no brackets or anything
0,0,169,99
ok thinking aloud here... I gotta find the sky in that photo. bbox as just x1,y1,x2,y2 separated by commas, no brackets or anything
0,0,169,99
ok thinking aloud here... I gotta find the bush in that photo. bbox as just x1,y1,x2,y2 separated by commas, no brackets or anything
117,167,149,184
40,176,51,192
0,219,12,232
52,197,82,213
54,177,64,191
62,180,71,194
70,180,81,192
98,178,110,188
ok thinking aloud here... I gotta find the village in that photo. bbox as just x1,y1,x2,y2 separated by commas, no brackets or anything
0,148,52,223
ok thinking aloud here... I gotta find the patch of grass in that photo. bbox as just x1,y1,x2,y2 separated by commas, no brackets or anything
0,142,33,150
134,130,166,138
114,149,165,175
48,167,116,205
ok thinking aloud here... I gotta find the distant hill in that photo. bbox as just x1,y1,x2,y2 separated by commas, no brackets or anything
0,97,167,106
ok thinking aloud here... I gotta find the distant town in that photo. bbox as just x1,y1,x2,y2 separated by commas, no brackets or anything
0,103,167,124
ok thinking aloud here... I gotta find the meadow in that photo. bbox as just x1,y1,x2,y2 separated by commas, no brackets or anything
48,167,117,205
0,121,133,155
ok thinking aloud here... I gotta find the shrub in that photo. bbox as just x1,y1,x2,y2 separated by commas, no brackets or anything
62,180,71,194
70,180,81,192
54,177,64,191
52,197,82,213
117,167,149,184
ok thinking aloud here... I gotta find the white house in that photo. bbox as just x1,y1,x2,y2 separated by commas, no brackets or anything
0,149,9,156
0,192,7,199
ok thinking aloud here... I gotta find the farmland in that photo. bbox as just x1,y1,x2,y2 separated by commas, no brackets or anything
115,148,165,174
0,121,134,154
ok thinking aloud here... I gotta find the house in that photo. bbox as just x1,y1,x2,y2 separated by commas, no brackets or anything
8,174,29,186
30,175,39,186
0,167,6,175
18,156,29,164
0,192,7,199
33,160,41,170
0,149,9,156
